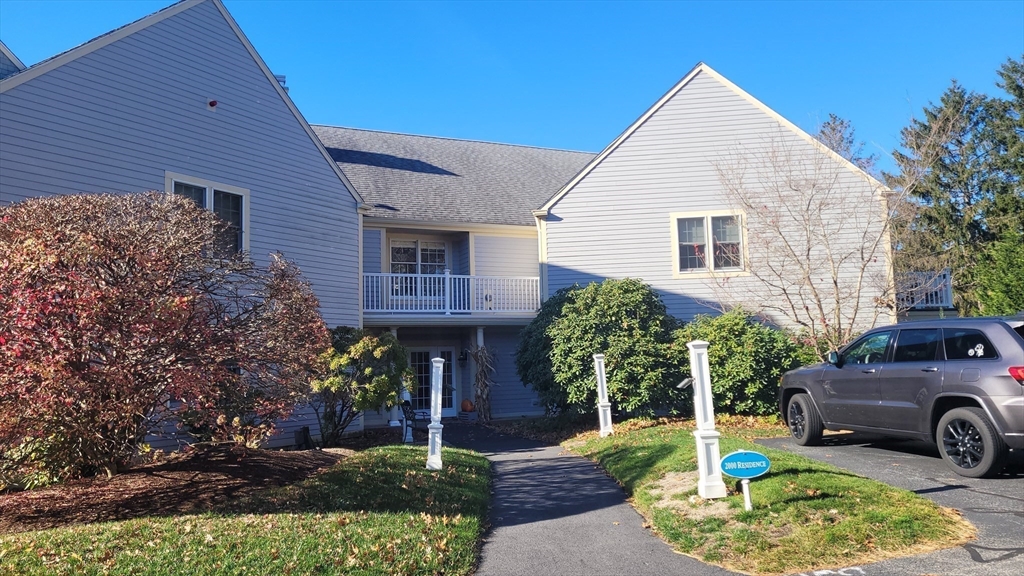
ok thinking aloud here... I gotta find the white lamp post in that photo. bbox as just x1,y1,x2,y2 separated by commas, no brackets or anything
687,340,727,499
426,357,444,470
593,354,614,437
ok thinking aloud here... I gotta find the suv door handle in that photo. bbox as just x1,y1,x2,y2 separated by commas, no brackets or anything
921,367,939,372
862,369,876,374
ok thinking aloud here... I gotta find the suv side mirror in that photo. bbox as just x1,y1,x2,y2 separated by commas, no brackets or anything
827,351,841,366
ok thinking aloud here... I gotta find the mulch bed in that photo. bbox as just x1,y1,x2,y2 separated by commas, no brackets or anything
0,426,427,535
0,447,344,535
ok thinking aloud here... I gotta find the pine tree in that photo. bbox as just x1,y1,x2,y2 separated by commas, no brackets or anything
887,57,1024,315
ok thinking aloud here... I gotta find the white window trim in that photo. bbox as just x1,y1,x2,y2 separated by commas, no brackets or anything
164,171,251,253
669,210,749,279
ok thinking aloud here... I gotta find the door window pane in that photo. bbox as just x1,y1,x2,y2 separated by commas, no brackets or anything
419,242,447,274
842,331,892,365
390,240,417,272
390,241,417,296
409,350,455,411
677,217,707,271
943,329,998,360
712,216,742,269
410,351,432,411
892,329,941,362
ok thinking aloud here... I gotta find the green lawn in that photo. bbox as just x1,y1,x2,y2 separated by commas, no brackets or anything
0,445,490,576
566,423,973,575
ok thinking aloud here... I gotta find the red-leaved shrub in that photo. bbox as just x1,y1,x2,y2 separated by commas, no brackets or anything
0,193,328,484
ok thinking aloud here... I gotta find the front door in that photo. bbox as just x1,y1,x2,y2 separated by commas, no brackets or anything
408,348,456,417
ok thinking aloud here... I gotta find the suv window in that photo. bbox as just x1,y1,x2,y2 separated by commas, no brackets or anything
893,329,941,362
943,328,998,360
843,331,892,365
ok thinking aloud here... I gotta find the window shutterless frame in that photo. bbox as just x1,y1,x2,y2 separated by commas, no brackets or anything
164,171,250,253
669,210,748,278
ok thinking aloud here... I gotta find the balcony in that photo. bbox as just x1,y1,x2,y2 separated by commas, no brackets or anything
363,272,541,320
898,269,954,310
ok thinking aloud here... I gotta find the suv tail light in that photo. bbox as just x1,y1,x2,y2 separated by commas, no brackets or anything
1009,366,1024,384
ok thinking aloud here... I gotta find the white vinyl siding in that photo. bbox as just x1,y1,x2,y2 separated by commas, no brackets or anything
363,228,383,274
543,69,888,330
473,234,538,277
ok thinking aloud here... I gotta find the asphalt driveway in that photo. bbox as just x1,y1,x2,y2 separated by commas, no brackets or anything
757,433,1024,576
443,423,737,576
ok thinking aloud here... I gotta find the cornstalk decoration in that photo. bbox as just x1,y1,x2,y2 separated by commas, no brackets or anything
469,345,497,423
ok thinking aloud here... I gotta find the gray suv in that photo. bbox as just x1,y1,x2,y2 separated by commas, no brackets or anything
780,317,1024,477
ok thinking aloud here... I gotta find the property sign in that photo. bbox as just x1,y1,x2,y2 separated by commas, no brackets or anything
720,450,771,479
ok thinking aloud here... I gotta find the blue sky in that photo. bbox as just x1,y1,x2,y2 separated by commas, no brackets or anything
2,1,1021,172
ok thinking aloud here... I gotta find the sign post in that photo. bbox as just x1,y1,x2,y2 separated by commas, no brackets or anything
593,354,614,438
719,450,772,511
426,357,444,470
686,340,727,499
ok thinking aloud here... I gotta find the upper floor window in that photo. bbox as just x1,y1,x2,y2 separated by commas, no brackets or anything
166,172,249,256
670,211,744,275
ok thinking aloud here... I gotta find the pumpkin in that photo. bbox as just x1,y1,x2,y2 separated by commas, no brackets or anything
461,399,475,412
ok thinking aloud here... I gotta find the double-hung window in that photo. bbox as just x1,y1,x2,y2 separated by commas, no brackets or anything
671,212,745,275
166,172,249,256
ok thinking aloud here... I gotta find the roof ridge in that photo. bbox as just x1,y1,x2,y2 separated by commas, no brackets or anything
311,123,596,156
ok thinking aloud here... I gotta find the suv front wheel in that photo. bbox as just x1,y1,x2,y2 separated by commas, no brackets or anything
787,393,823,446
936,407,1006,478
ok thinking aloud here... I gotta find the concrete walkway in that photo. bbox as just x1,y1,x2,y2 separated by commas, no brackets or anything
443,424,735,576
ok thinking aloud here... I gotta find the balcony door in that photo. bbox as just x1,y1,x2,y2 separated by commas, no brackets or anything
390,240,448,308
408,348,456,417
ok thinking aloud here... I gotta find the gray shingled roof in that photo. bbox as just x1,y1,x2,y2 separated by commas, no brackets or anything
312,125,595,226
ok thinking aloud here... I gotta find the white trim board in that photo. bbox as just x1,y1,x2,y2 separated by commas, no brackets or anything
536,62,888,216
363,217,538,237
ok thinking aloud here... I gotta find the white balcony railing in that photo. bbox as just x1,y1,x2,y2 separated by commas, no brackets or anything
363,272,541,314
898,269,954,310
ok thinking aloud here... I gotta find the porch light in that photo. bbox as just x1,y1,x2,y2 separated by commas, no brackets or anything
458,349,468,367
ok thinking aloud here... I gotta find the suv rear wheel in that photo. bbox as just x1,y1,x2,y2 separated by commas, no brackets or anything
787,393,823,446
936,407,1006,478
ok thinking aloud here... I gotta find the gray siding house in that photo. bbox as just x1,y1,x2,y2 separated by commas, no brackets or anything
536,63,896,335
0,0,363,446
313,126,593,422
3,0,916,442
